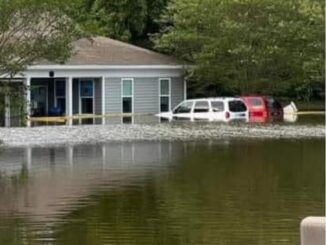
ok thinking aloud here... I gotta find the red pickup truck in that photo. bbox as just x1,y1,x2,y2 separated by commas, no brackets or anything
241,96,283,122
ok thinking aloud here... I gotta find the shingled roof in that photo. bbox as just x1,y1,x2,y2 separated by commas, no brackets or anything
40,36,181,66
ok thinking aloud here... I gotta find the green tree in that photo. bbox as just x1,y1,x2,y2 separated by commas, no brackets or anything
72,0,170,48
0,0,79,125
155,0,324,100
0,0,79,77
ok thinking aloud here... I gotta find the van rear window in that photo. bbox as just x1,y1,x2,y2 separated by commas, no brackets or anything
229,101,247,112
248,98,263,107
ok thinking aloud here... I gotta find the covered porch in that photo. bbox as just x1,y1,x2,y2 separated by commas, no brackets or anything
26,76,105,126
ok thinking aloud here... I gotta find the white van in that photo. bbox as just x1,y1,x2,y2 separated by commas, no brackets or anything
156,97,248,122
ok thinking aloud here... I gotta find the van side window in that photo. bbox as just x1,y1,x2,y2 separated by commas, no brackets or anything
194,101,209,113
173,101,193,114
211,101,224,112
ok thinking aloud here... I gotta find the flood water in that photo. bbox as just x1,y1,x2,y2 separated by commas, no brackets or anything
0,118,324,244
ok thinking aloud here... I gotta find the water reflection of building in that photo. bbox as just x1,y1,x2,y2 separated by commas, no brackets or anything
0,142,184,221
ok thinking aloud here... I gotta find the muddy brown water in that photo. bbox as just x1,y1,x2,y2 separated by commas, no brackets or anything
0,116,324,244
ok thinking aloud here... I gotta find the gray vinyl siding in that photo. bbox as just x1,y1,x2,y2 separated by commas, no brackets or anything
171,77,184,109
105,78,121,113
104,76,184,114
134,78,159,113
94,78,102,115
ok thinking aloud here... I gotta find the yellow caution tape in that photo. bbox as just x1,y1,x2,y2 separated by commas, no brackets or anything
285,111,325,115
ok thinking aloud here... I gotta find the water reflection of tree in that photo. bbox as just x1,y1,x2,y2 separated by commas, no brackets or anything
49,140,324,244
0,164,33,244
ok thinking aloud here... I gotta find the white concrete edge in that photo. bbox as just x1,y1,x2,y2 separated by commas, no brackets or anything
301,216,326,245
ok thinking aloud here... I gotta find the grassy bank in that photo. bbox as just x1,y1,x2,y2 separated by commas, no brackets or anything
295,101,325,111
279,99,324,111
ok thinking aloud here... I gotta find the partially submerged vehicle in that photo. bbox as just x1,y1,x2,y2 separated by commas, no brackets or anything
156,98,248,122
241,96,283,122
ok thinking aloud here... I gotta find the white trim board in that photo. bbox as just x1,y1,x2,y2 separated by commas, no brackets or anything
28,65,187,70
22,68,184,79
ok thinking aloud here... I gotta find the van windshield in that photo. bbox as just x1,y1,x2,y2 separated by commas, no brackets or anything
173,101,193,114
229,100,247,112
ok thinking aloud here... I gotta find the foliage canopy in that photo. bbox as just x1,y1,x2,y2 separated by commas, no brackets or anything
0,0,79,77
70,0,169,47
154,0,324,100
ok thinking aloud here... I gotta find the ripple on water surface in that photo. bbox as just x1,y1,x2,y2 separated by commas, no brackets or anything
0,137,324,244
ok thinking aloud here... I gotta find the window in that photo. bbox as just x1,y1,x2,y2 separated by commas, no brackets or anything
55,80,65,97
194,101,209,113
57,98,66,113
79,79,94,114
80,80,94,97
229,100,247,112
159,79,170,112
122,79,133,113
55,80,66,113
81,98,93,114
173,101,193,114
211,101,224,112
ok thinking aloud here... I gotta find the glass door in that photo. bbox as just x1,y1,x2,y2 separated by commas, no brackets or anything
31,86,48,116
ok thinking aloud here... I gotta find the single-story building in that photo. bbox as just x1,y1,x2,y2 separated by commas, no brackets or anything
1,36,187,126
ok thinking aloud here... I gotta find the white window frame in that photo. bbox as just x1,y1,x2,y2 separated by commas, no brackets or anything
78,78,95,115
121,78,134,114
159,78,171,112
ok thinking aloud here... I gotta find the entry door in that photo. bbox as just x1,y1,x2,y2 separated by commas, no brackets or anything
31,86,48,116
79,79,94,114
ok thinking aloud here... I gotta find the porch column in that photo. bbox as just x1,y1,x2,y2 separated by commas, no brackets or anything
101,76,106,125
66,77,73,125
25,77,31,127
4,94,10,127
